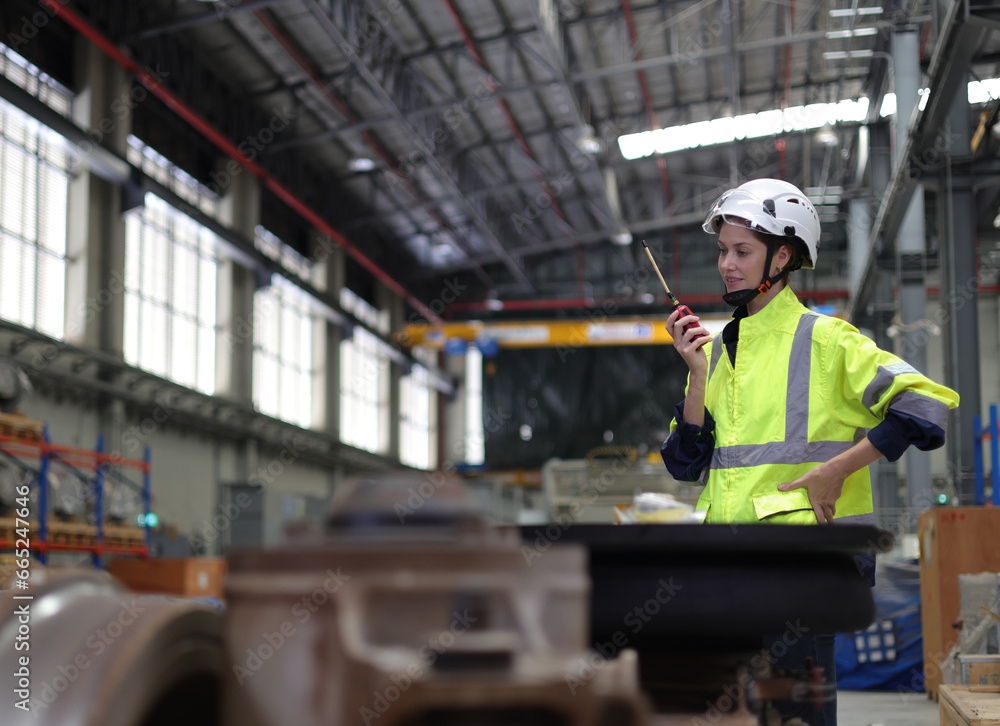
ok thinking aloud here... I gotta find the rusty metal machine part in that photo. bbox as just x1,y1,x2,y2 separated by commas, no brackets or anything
224,474,651,726
0,569,224,726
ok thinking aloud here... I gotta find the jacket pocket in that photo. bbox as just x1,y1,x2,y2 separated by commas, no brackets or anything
752,490,816,524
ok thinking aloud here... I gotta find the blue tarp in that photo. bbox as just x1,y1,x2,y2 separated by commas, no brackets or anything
835,559,926,692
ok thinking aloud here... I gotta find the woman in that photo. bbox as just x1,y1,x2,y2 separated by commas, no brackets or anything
660,178,959,725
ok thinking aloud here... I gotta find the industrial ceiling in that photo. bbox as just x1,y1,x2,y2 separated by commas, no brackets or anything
11,0,1000,320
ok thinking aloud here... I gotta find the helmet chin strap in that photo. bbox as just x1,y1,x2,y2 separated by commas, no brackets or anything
722,241,789,307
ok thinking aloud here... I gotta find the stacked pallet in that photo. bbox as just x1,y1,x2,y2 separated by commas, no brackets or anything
0,412,44,442
0,517,145,549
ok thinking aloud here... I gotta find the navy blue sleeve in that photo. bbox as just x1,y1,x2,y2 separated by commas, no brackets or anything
661,400,716,482
867,408,946,462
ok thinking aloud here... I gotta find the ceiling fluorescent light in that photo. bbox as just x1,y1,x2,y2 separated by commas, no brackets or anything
347,157,376,172
576,124,604,155
618,76,1000,161
823,49,874,60
815,124,840,147
825,27,878,38
809,194,843,205
829,6,883,16
611,228,633,246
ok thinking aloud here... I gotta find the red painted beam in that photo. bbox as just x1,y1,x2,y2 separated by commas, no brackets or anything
621,0,673,212
445,288,852,315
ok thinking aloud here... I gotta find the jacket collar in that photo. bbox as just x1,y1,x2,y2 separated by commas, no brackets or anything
732,285,804,338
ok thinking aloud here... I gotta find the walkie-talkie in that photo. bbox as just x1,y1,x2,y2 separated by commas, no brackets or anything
642,240,696,332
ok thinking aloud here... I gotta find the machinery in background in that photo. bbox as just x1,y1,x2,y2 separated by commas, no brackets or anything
543,447,702,523
224,474,650,726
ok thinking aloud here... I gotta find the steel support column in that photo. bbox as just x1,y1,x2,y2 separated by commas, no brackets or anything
215,169,260,405
864,121,905,527
63,41,130,357
868,123,896,353
893,27,932,527
848,197,871,298
942,83,982,505
441,352,469,468
379,283,404,461
311,236,344,436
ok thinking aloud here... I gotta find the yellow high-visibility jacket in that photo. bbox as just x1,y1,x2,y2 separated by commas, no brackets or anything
666,285,959,524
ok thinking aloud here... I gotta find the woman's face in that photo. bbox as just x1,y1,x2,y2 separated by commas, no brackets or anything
717,223,770,293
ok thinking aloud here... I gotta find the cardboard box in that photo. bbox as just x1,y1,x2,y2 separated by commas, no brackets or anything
108,557,226,599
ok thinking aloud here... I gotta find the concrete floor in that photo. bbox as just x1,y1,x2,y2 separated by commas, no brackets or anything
837,689,939,726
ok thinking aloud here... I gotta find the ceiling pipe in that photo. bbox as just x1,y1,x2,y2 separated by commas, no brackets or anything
39,0,445,325
251,8,496,289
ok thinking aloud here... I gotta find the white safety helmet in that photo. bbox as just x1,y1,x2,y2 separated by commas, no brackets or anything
703,178,821,270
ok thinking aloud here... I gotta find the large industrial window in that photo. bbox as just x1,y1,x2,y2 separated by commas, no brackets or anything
252,226,314,428
400,348,437,470
123,137,218,394
0,45,72,340
339,289,388,453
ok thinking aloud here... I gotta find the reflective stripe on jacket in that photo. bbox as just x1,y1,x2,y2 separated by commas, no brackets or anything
670,285,959,524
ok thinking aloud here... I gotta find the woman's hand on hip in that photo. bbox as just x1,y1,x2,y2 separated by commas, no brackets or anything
777,466,846,525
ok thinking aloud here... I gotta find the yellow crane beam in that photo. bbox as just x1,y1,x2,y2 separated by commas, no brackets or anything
396,318,687,349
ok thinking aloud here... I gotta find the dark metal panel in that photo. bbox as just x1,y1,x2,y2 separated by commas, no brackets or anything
0,0,76,88
222,484,264,551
